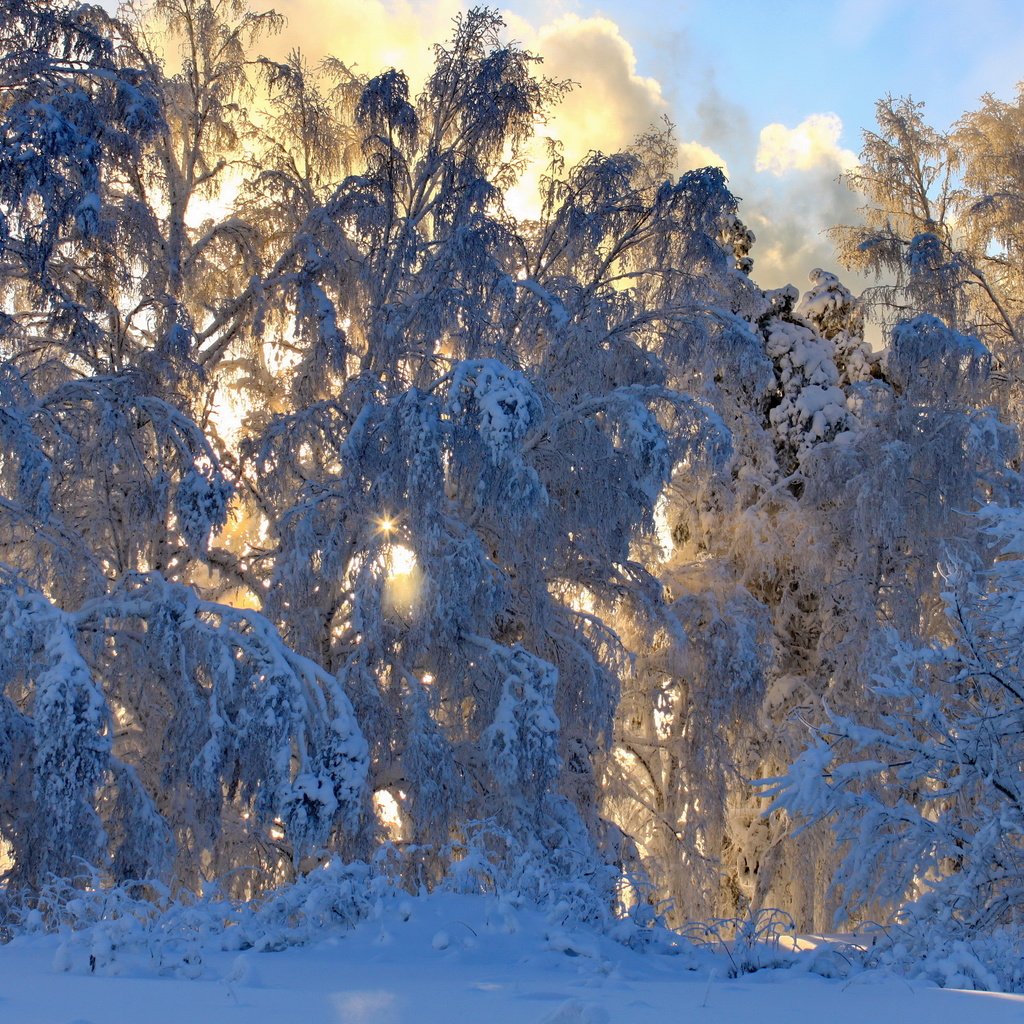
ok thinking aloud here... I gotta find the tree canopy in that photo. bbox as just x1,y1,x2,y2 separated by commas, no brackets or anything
2,0,1024,989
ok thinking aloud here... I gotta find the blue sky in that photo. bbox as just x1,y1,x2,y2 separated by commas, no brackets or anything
99,0,1024,296
565,0,1024,139
498,0,1024,291
584,0,1024,289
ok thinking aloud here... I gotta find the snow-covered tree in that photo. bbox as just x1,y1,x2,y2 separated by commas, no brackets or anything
0,2,739,910
0,569,367,890
0,0,160,362
749,305,1019,936
832,92,1024,424
0,0,370,893
8,0,1024,968
625,248,1019,932
767,500,1024,988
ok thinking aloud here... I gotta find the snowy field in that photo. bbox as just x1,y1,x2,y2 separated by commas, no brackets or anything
1,892,1022,1024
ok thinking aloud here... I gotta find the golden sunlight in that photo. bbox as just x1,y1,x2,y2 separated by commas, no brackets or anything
383,541,422,615
567,585,596,614
373,789,407,842
387,543,417,577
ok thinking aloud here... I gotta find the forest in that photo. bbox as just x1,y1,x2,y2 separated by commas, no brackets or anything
3,0,1024,992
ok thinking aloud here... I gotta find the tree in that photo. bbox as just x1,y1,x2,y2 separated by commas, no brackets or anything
831,96,963,329
0,0,371,893
767,501,1024,990
832,92,1024,424
0,2,745,913
624,250,1019,932
247,17,745,901
10,0,1023,959
0,0,160,365
759,304,1021,953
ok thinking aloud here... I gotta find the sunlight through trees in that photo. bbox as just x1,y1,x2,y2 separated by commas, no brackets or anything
2,0,1024,990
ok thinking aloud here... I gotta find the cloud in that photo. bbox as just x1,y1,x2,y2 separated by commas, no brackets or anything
747,175,859,283
260,3,845,295
740,159,869,316
670,89,861,294
261,0,462,83
755,113,857,176
257,5,730,219
263,5,680,172
254,5,858,296
741,112,866,296
694,84,754,158
501,12,731,218
677,141,729,176
504,13,669,164
143,0,861,302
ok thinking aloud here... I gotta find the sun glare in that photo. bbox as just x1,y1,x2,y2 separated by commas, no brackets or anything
373,789,406,842
388,543,417,577
375,527,422,615
568,585,596,614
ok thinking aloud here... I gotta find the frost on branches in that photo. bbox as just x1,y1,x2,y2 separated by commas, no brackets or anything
767,505,1024,989
6,1,1024,985
0,3,738,916
0,571,368,889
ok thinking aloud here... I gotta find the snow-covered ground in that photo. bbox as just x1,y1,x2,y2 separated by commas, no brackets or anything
1,891,1023,1024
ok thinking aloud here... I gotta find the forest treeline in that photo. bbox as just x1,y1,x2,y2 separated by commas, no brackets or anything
3,0,1024,988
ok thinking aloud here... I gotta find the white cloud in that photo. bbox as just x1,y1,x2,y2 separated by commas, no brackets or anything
742,160,865,298
215,2,852,294
755,113,857,176
501,12,704,218
265,5,677,171
497,14,728,218
677,140,729,176
505,13,670,164
262,0,461,84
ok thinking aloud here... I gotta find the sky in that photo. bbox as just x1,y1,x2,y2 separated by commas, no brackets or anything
100,0,1024,298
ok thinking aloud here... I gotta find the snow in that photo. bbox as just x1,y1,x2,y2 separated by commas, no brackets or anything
446,359,543,465
6,1,1024,1009
2,891,1023,1023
